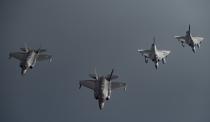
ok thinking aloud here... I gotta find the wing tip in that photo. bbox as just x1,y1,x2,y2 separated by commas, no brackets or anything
174,36,179,39
137,49,142,52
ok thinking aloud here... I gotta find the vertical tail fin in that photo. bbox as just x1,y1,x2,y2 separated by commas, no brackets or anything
151,36,157,51
35,44,42,54
94,68,98,80
153,36,156,44
152,36,157,47
23,43,29,52
107,69,114,81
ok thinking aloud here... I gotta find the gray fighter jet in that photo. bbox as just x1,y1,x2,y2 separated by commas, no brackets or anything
137,37,171,69
79,69,126,110
9,44,52,75
174,25,204,53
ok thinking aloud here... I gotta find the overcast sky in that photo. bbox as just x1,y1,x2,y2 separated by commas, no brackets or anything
0,0,210,122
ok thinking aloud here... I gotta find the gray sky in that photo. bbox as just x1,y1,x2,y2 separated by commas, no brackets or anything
0,0,210,122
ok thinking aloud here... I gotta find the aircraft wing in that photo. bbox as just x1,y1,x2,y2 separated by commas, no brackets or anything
111,82,126,90
192,37,204,44
137,49,151,57
158,50,170,60
9,52,27,61
174,36,186,43
79,80,96,90
37,54,52,62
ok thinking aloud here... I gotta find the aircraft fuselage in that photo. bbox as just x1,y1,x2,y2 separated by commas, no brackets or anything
150,44,159,63
94,77,111,110
20,51,38,75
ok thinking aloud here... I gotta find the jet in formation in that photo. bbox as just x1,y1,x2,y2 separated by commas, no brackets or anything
174,25,204,53
79,69,126,110
9,44,52,75
137,37,171,69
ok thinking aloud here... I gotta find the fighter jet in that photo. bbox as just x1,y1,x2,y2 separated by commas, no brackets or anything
174,24,204,53
79,69,126,110
137,37,171,69
9,44,52,75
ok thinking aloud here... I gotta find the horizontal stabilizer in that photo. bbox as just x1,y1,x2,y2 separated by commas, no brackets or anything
89,74,97,79
37,54,52,62
36,49,47,53
111,82,126,90
20,48,30,52
106,75,119,80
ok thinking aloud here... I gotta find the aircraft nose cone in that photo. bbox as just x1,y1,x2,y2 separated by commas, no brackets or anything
99,102,105,110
